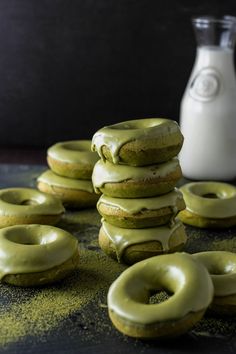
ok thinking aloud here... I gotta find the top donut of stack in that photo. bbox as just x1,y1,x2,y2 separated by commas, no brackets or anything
91,118,183,167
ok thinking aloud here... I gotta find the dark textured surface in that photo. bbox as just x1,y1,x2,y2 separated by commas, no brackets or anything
0,164,236,354
0,1,236,147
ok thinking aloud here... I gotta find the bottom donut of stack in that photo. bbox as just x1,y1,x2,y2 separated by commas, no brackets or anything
99,218,186,265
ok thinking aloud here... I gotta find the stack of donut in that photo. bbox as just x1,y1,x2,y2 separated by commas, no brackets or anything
37,140,100,208
92,118,187,264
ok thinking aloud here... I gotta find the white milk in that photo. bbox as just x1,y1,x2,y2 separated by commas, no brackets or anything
179,46,236,180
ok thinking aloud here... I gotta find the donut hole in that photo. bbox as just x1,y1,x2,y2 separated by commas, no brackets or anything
10,235,38,245
5,227,58,246
149,289,172,304
209,267,223,275
20,199,38,206
202,193,218,199
126,266,183,305
190,183,236,200
199,191,223,199
111,119,162,131
62,142,89,152
1,190,46,206
208,263,235,275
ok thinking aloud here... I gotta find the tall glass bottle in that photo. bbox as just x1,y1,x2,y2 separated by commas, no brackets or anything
179,16,236,180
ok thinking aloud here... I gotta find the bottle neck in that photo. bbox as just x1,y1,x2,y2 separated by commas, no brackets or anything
192,17,236,50
195,45,235,72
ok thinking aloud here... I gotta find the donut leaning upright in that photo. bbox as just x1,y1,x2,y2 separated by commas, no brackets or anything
92,118,187,264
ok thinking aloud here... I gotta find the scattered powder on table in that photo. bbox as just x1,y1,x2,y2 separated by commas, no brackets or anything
193,316,236,338
60,208,101,229
1,209,236,348
184,225,236,254
208,238,236,252
0,248,126,347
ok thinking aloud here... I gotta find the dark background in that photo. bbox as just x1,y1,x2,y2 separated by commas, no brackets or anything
0,0,236,149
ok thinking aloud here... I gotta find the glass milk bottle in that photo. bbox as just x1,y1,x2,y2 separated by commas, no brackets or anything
179,16,236,180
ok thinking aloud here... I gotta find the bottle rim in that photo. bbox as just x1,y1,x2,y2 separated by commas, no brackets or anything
192,16,236,29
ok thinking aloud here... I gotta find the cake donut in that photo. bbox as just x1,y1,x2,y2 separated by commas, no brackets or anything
178,182,236,228
193,251,236,315
97,188,185,228
47,140,99,179
0,224,79,286
92,118,183,166
92,158,182,198
99,219,187,264
0,188,65,228
37,170,99,208
107,252,214,338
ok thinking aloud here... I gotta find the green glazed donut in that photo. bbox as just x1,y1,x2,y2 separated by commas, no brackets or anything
0,224,79,286
97,189,185,228
0,188,65,228
107,252,213,338
92,118,183,166
37,170,100,209
193,251,236,315
47,140,99,179
99,219,187,264
92,158,182,198
178,182,236,228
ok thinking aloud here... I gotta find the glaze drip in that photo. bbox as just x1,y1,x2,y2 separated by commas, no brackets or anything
102,219,184,262
91,118,182,164
92,158,180,193
97,189,185,215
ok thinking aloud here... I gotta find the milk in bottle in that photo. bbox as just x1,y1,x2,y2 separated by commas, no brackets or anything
179,16,236,180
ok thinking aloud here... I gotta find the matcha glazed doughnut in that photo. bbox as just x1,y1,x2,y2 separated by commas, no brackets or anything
47,140,99,179
91,118,184,166
92,158,182,198
0,188,65,228
37,170,100,209
107,252,213,338
0,224,79,286
97,189,185,228
99,219,187,264
193,251,236,316
178,182,236,228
